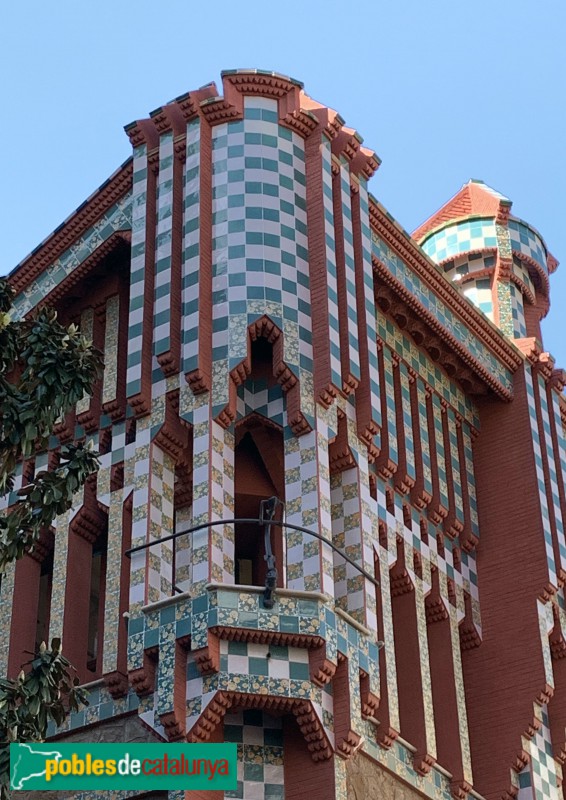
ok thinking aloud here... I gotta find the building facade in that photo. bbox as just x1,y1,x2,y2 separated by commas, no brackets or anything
2,69,566,800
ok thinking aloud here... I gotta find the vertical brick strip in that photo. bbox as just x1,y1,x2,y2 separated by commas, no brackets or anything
283,716,335,799
305,131,340,404
426,570,472,793
351,180,381,450
462,363,555,798
374,544,400,746
390,541,436,774
126,138,157,416
8,554,41,677
182,118,203,380
153,131,175,371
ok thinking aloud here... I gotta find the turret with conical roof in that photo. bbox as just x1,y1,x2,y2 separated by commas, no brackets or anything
413,180,558,345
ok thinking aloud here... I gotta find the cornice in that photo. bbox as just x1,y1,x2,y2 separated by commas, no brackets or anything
369,197,523,378
512,250,550,297
8,160,133,296
510,271,537,306
515,337,555,380
149,102,186,136
199,95,242,125
434,247,498,269
374,256,513,401
32,231,131,314
221,69,303,98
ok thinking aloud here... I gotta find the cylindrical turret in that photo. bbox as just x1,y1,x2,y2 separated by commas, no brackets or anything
414,179,558,344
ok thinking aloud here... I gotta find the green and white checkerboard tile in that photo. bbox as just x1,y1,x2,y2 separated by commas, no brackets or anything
444,251,496,281
525,366,558,589
224,709,285,800
338,157,361,387
237,381,285,427
420,218,498,264
526,705,562,800
446,407,465,528
508,219,548,276
462,277,494,322
126,144,150,400
380,344,398,464
358,180,381,433
209,97,312,424
173,505,193,593
321,137,342,392
182,117,202,376
285,426,333,595
153,131,175,360
415,376,434,500
461,423,480,542
538,378,566,574
430,393,449,510
551,389,566,571
512,254,536,297
510,281,528,338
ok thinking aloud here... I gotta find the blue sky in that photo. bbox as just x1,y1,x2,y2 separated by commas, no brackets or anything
2,0,564,365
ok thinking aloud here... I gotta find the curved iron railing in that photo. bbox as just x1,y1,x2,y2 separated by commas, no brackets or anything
125,496,379,608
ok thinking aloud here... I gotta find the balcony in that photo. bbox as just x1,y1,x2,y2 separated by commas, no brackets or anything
126,508,381,763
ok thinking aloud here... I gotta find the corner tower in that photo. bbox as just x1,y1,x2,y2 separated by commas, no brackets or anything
414,180,558,344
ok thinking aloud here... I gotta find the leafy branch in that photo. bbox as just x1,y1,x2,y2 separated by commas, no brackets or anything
0,640,88,799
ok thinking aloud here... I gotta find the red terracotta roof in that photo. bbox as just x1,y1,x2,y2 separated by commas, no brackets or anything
413,180,510,242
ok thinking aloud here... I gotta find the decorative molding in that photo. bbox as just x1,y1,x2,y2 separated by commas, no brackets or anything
374,256,513,400
187,690,333,761
129,647,158,697
104,669,129,700
9,164,133,296
152,390,191,462
369,199,523,378
215,315,311,437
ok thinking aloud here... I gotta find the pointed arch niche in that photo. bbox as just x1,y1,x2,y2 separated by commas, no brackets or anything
233,330,286,588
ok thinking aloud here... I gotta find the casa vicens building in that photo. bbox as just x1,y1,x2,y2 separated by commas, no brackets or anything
2,70,565,800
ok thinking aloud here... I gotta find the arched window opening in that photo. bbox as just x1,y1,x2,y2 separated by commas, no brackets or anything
35,547,54,653
86,523,108,677
247,335,275,383
172,429,193,594
234,421,284,587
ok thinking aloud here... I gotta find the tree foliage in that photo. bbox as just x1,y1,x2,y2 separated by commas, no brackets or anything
0,277,103,797
0,642,87,799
